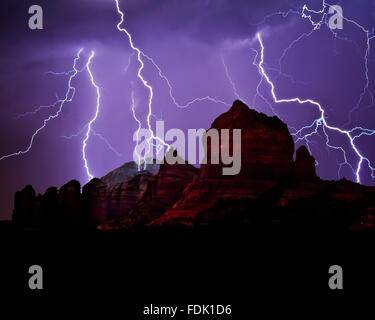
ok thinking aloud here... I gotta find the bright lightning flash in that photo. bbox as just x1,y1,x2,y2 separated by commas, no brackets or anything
255,32,375,183
115,0,170,168
0,49,84,161
82,51,101,180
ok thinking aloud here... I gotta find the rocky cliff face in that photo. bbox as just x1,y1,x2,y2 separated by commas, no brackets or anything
12,100,375,231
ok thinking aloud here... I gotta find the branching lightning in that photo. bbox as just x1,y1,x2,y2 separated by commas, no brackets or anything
15,93,64,120
62,126,122,158
114,0,237,168
140,53,231,109
0,49,84,161
115,0,170,169
114,0,375,183
251,0,375,184
255,32,375,183
14,62,98,121
130,88,143,169
8,49,117,182
221,55,245,103
2,0,374,187
255,1,374,125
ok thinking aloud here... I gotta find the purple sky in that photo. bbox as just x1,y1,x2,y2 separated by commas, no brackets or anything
0,0,375,220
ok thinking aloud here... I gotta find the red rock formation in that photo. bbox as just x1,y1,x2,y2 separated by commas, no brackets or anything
151,100,295,226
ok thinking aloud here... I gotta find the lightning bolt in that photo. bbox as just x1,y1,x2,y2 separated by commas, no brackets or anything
130,87,143,170
140,53,231,109
114,0,236,168
62,125,122,158
302,1,374,128
124,52,135,72
0,49,84,161
10,49,119,181
255,32,375,184
221,55,246,103
255,1,374,124
82,51,101,181
5,0,372,187
15,93,64,120
250,0,375,183
251,48,278,116
115,0,170,169
14,63,93,120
